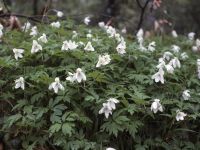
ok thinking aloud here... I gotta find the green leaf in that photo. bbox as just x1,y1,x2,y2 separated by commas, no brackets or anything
62,122,75,136
49,123,61,134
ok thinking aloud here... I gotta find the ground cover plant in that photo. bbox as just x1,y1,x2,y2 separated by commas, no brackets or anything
0,19,200,150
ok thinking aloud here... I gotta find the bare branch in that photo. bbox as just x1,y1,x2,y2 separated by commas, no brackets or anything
2,0,11,13
136,0,152,32
0,13,42,23
136,0,143,9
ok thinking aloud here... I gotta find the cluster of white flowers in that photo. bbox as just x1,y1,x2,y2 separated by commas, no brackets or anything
15,68,86,93
13,19,193,124
66,68,86,83
98,22,126,55
99,98,119,118
150,98,187,121
152,49,182,84
136,29,156,52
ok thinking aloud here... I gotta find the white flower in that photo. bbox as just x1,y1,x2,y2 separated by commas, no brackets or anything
197,59,200,79
30,26,38,36
106,26,116,38
139,45,147,52
180,52,188,60
0,30,3,38
72,31,78,39
0,23,3,30
84,42,94,51
163,51,173,61
57,11,63,17
75,68,86,83
121,27,127,34
176,110,187,121
21,22,31,32
148,41,156,52
107,98,119,110
151,99,163,113
136,28,144,44
182,90,190,100
86,33,92,38
188,32,195,41
96,54,111,67
48,77,64,93
198,72,200,80
172,30,178,38
196,39,200,47
116,42,126,54
31,40,42,53
106,148,116,150
98,22,105,28
152,68,165,84
84,16,90,25
61,40,78,51
51,21,61,28
169,57,181,69
78,41,85,46
171,45,180,53
66,72,76,83
165,64,174,74
38,33,48,43
192,46,198,52
13,48,24,60
15,77,25,90
156,58,166,69
99,98,119,118
114,33,121,42
99,103,113,118
197,59,200,66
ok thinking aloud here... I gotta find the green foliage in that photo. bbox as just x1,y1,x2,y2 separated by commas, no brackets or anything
1,20,200,150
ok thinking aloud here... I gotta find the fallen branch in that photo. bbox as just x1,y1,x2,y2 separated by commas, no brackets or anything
0,13,42,23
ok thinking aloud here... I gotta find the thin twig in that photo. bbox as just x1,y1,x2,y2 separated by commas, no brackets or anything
2,0,10,13
136,0,143,9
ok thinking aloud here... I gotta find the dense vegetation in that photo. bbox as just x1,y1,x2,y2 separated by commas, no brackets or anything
0,20,200,150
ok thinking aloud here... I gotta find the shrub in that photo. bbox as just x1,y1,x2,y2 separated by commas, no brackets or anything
0,20,200,150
